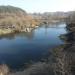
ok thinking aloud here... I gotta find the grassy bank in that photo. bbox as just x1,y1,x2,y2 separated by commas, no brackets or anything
0,29,14,35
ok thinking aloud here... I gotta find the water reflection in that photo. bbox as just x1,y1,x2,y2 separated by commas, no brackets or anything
0,31,34,40
0,23,66,40
0,23,66,70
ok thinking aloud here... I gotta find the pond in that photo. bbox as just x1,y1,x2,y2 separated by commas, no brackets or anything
0,23,67,70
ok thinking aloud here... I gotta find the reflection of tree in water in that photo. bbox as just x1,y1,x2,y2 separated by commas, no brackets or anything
44,22,65,28
0,23,64,40
16,31,34,39
0,33,15,40
0,31,34,40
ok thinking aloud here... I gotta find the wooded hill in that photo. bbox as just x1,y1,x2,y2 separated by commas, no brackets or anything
0,6,40,32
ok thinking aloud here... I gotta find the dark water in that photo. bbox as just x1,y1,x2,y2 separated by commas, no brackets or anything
0,23,67,70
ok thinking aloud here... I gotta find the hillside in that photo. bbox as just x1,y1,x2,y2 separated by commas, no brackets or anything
0,6,26,14
0,6,68,35
0,6,40,34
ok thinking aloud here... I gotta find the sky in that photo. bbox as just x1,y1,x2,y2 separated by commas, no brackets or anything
0,0,75,13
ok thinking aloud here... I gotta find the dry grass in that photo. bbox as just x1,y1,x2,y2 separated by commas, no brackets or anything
10,62,54,75
0,64,9,75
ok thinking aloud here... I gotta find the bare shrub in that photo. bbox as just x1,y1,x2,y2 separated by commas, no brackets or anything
0,64,9,75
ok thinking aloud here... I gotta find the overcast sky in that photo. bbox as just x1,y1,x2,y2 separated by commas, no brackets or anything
0,0,75,13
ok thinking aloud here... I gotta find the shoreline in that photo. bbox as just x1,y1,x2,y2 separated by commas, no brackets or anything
0,26,38,35
0,23,66,75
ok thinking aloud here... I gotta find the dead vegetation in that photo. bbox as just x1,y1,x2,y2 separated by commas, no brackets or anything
0,64,9,75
